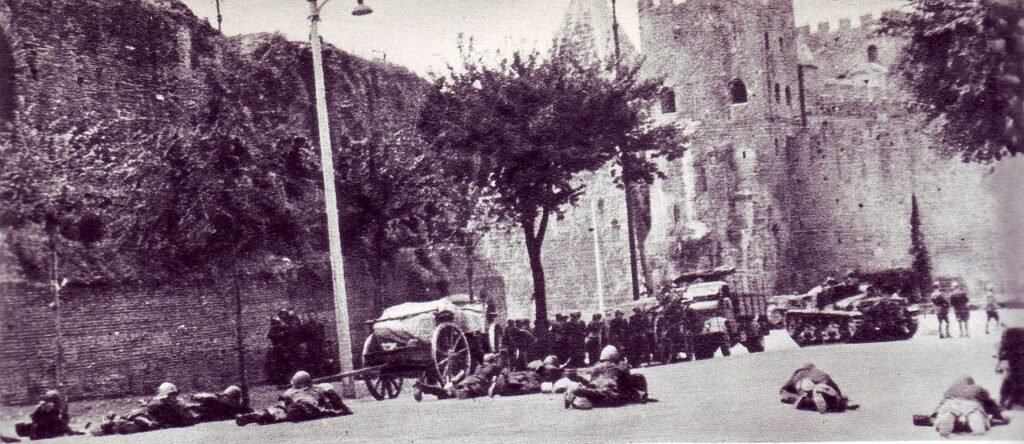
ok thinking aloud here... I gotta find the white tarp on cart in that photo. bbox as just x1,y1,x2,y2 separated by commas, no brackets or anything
372,295,485,344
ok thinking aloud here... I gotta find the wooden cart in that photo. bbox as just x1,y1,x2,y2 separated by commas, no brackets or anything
356,296,498,401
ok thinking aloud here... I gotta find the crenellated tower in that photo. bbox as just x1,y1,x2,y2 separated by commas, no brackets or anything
634,0,802,293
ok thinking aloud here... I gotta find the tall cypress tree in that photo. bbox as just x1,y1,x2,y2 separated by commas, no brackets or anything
909,193,933,302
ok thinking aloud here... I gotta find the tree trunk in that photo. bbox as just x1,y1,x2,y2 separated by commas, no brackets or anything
523,210,550,329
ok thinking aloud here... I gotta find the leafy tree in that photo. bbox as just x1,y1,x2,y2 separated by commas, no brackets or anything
419,36,687,326
909,194,932,301
880,0,1024,162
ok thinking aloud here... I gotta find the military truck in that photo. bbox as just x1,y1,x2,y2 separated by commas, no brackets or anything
784,270,922,347
621,268,768,362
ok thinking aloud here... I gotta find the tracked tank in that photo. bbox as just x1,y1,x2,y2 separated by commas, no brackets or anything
785,271,921,347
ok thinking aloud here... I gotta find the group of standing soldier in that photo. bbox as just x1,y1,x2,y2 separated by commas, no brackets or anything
266,308,335,384
500,308,658,370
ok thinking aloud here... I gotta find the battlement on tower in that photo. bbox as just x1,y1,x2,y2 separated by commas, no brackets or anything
639,0,792,15
798,13,882,37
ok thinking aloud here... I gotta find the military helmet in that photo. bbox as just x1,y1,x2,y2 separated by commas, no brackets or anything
41,390,61,402
570,396,594,410
156,382,179,398
798,378,816,393
542,355,558,366
222,385,243,398
290,371,313,389
482,353,498,364
599,345,620,362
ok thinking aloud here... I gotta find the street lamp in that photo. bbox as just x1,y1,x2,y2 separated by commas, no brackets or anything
306,0,372,396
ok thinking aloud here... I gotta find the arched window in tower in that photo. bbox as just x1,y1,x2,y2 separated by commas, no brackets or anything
785,85,792,106
660,87,677,114
867,44,879,63
728,79,748,104
775,83,781,103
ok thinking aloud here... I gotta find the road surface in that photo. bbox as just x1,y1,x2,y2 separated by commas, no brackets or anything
8,310,1022,443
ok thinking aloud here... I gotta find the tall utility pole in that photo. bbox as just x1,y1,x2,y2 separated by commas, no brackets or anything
308,0,357,396
590,198,606,312
610,0,642,300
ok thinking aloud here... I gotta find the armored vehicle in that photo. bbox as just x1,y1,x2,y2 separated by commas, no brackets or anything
784,270,921,347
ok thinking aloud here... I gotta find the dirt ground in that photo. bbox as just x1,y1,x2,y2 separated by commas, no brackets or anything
2,309,1020,443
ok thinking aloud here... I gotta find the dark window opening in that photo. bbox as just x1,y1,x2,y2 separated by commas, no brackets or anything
673,204,681,223
785,85,792,106
775,83,781,103
660,87,676,114
867,45,879,63
728,79,748,104
742,150,747,159
858,203,864,208
764,32,770,51
778,36,783,50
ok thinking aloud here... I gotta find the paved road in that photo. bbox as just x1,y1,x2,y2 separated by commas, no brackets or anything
29,311,1021,443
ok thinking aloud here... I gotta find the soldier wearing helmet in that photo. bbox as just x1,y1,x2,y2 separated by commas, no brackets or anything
236,371,351,426
913,376,1006,437
189,385,253,423
563,345,650,410
779,363,857,414
15,389,82,440
412,353,505,401
93,382,196,436
948,282,971,337
608,310,628,351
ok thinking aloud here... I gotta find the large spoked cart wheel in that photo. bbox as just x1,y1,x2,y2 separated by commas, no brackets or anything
361,334,404,400
431,322,473,384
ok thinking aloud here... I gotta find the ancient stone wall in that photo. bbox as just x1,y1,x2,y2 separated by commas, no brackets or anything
786,14,1010,294
0,0,461,404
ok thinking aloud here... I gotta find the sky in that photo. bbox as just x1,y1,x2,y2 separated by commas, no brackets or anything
179,0,905,76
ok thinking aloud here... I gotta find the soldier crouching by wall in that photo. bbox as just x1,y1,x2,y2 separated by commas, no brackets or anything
14,390,84,440
92,382,196,436
235,371,351,426
779,363,858,414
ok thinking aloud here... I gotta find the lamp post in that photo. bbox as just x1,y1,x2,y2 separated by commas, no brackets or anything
306,0,372,396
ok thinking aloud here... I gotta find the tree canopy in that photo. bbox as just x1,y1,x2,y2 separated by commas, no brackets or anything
880,0,1023,162
418,34,687,325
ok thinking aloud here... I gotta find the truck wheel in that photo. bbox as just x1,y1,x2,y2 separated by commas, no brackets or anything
694,340,715,360
743,336,766,353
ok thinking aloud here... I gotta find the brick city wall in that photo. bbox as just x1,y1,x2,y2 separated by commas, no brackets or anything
0,278,340,405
